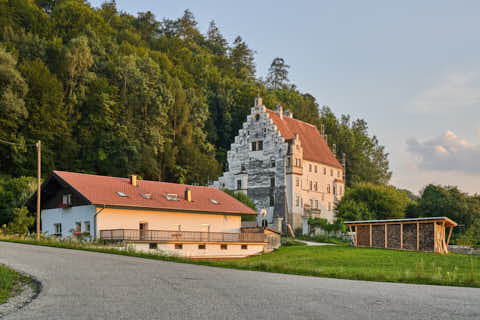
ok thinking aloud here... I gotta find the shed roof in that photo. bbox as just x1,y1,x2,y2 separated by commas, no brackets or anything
344,217,457,227
30,171,257,215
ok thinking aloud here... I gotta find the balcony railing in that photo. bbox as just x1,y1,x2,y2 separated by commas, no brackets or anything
100,229,267,243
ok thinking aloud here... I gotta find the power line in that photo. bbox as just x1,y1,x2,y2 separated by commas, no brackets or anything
0,138,37,147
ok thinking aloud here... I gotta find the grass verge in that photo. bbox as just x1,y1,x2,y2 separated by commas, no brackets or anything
0,265,26,304
1,236,479,288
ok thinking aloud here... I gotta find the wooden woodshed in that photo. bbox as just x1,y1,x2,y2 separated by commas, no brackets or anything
344,217,457,254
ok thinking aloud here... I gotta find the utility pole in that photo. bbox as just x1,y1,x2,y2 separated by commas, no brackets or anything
36,140,41,240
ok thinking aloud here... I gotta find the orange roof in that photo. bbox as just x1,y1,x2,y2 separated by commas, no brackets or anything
52,171,257,215
265,109,343,169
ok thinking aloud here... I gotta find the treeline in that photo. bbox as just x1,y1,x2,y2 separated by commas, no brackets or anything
0,0,390,187
335,183,480,244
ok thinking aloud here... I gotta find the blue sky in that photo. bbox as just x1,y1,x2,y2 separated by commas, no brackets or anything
90,0,480,194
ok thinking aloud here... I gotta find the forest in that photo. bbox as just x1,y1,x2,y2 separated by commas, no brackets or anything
0,0,391,186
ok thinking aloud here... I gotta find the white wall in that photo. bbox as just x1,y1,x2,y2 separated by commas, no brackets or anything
41,205,96,238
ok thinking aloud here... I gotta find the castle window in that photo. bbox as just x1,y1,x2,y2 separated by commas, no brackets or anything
241,163,246,171
315,200,318,209
310,199,313,208
315,165,318,173
269,195,275,206
287,157,291,167
251,141,256,151
309,164,312,172
296,177,299,187
237,180,242,190
271,158,276,168
327,184,331,193
258,140,263,150
270,177,275,187
324,167,327,175
309,181,312,190
295,195,300,207
255,114,260,121
314,182,318,191
333,185,337,195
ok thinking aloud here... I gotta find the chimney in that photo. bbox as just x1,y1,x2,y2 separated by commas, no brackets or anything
275,104,283,119
185,187,192,202
130,175,137,187
284,109,293,118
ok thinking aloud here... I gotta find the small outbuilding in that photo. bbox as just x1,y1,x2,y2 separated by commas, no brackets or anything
344,217,457,254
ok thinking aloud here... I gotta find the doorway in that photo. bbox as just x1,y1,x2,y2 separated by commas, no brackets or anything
139,222,148,240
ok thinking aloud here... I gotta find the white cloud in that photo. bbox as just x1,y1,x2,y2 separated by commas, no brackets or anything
406,130,480,173
404,72,480,114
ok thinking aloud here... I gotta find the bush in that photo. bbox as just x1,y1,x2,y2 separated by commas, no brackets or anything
3,207,34,235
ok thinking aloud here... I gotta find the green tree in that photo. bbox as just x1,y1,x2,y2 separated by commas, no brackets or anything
335,183,410,221
3,206,34,235
266,57,290,89
0,176,36,226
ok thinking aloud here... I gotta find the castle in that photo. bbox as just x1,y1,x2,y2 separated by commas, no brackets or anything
213,98,345,231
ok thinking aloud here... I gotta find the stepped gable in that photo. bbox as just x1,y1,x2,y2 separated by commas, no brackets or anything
265,109,343,169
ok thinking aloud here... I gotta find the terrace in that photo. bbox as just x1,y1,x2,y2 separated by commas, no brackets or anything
100,229,267,243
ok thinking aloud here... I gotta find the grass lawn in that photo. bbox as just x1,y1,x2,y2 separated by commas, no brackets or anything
0,265,23,304
1,237,479,288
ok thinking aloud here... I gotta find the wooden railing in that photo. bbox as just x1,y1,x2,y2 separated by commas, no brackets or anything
100,229,267,243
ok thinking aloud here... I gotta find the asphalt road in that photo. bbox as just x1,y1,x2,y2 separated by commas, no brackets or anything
1,242,479,320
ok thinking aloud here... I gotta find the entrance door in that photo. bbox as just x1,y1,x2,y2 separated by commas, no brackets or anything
139,222,148,240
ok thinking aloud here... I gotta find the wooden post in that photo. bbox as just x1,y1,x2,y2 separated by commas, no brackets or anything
355,226,358,247
348,225,355,246
442,221,446,254
433,222,437,253
369,224,372,247
36,140,41,240
400,223,403,249
446,226,453,246
416,222,420,251
384,224,387,248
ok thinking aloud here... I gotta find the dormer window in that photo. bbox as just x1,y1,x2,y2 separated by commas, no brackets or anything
116,192,127,197
210,199,220,205
141,193,152,199
166,193,178,201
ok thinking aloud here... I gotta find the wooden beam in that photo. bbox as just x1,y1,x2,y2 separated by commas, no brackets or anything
446,226,453,246
384,224,387,248
400,223,403,249
433,222,437,253
416,222,419,251
369,224,372,247
356,226,358,247
348,225,355,246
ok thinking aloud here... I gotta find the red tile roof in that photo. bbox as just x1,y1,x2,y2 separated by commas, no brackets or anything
265,109,343,169
53,171,257,215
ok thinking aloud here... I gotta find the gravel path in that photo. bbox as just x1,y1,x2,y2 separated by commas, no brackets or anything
1,242,479,320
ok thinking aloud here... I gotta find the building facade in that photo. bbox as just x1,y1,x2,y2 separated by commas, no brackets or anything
213,98,345,230
28,171,280,258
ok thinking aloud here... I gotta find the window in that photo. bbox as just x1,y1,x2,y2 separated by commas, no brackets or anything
54,223,62,236
269,195,274,206
252,141,257,151
271,158,276,168
175,244,183,249
309,164,312,172
84,221,90,233
295,195,300,207
149,243,158,250
315,200,318,209
296,177,299,187
338,171,341,178
270,177,275,187
198,244,206,250
300,197,303,208
258,140,263,150
241,163,246,171
241,244,248,250
309,181,313,190
255,114,260,121
287,157,291,167
331,169,334,176
314,182,318,191
62,194,71,206
323,167,327,175
310,199,313,208
221,244,228,250
314,165,318,173
327,184,331,193
237,180,242,190
116,191,127,197
333,185,337,195
166,193,178,201
75,222,81,232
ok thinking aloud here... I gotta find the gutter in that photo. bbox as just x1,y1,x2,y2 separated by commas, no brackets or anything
93,204,106,240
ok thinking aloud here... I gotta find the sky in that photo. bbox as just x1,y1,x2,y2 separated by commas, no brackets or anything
90,0,480,194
